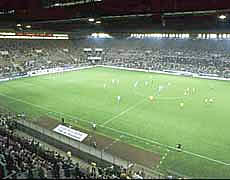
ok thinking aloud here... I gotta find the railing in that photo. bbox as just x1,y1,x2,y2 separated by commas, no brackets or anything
16,119,128,167
15,119,164,179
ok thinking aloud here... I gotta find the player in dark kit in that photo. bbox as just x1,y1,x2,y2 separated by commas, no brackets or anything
176,144,182,151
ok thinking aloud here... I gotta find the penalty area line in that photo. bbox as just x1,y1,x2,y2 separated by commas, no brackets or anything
0,92,229,166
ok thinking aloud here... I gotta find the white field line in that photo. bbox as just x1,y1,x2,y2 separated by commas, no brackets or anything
0,92,90,124
0,92,229,166
101,99,146,126
101,126,230,166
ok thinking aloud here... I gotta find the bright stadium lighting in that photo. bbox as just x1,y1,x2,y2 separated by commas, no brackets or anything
210,34,217,39
202,34,205,39
90,33,112,39
88,18,95,22
95,20,101,24
219,15,226,20
16,24,22,27
53,34,68,37
26,25,31,29
91,33,97,38
0,32,16,36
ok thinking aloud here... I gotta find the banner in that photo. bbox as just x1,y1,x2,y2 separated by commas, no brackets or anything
84,48,92,52
88,57,101,60
53,124,88,142
0,51,8,55
95,48,103,52
35,49,42,53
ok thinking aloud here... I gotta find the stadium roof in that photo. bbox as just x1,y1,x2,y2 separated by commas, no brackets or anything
0,0,230,32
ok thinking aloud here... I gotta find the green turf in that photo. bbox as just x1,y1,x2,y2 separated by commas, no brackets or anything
0,67,230,178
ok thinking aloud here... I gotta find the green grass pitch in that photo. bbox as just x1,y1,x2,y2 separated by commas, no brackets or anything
0,67,230,178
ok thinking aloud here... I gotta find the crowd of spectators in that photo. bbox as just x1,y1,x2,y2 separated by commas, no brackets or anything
98,39,230,78
1,38,230,79
0,39,90,78
0,112,147,179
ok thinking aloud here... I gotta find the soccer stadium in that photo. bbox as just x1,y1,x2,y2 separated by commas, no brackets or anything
1,0,230,179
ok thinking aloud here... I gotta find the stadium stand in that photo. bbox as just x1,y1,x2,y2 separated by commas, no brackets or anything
1,39,230,79
95,39,230,78
0,112,149,179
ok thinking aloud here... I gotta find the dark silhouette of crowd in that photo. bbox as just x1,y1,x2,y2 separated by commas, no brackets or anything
0,112,146,179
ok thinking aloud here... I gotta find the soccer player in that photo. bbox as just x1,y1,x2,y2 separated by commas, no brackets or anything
117,96,121,103
145,81,148,86
209,98,214,103
112,79,115,84
134,81,139,88
149,96,154,101
104,83,106,88
117,80,120,85
92,122,96,130
176,144,182,151
158,85,164,93
192,88,196,93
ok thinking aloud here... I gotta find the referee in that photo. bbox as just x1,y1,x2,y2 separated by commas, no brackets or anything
176,143,182,151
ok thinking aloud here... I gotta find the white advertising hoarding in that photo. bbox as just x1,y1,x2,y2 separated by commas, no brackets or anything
53,124,88,142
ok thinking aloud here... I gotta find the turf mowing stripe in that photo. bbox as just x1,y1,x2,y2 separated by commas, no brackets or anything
101,99,146,126
0,92,229,166
0,92,91,124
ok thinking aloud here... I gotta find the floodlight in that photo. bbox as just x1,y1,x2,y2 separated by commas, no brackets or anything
219,15,226,20
88,18,95,22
